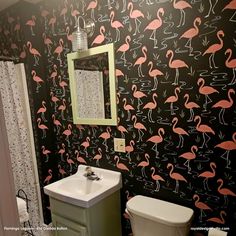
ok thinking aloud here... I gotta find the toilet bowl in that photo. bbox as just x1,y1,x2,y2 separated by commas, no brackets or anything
126,195,194,236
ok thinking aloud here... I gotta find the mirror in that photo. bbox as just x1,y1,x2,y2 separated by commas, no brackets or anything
67,43,117,125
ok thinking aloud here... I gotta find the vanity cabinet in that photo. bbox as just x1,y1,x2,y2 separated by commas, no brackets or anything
49,191,122,236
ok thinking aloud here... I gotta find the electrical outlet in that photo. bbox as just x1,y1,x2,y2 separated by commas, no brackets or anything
114,138,126,153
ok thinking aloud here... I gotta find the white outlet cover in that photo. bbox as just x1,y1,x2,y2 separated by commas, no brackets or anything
114,138,126,153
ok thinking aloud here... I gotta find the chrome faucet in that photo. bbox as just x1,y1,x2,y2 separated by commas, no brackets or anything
84,166,100,180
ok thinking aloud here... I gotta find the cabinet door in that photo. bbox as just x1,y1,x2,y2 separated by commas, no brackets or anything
52,214,87,236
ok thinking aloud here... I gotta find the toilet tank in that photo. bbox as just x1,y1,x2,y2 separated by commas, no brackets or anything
126,195,194,236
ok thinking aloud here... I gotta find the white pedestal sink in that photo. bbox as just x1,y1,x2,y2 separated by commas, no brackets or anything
44,165,122,208
44,165,122,236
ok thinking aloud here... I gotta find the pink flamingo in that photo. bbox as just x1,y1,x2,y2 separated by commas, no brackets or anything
151,167,165,192
44,169,52,184
52,114,62,135
132,84,147,112
63,124,72,146
166,50,189,85
225,48,236,84
172,0,192,27
117,35,131,66
42,33,53,56
116,69,124,78
37,100,47,122
93,148,103,166
138,153,150,178
197,77,219,111
19,44,27,59
184,93,200,121
70,4,79,23
37,118,48,139
207,211,226,224
58,99,66,120
193,194,212,222
117,124,128,138
147,128,165,158
48,9,56,35
143,93,158,123
27,41,41,66
32,70,44,93
114,156,129,171
215,132,236,169
117,117,128,138
222,0,236,22
59,76,68,97
172,117,189,148
134,46,147,77
198,162,217,191
125,190,133,201
167,163,187,193
127,2,144,35
7,14,15,24
41,9,49,29
217,179,236,207
11,43,18,51
148,61,163,90
99,127,111,152
76,124,85,138
54,38,64,66
165,87,180,115
180,17,201,55
26,15,36,36
132,115,147,142
144,8,164,48
212,88,235,125
125,140,135,163
50,64,57,86
150,167,165,192
14,17,21,41
66,153,75,172
50,92,59,112
41,146,51,162
58,165,66,177
194,115,215,148
92,26,105,46
123,98,135,121
75,150,87,164
81,137,90,156
110,11,124,42
223,0,236,11
87,0,97,22
58,143,66,161
60,0,68,24
66,26,73,43
203,30,224,68
179,145,198,173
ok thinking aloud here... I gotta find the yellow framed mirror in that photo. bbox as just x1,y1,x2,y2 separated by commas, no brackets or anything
67,43,117,126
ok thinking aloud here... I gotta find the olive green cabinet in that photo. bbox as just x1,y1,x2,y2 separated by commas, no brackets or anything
49,191,122,236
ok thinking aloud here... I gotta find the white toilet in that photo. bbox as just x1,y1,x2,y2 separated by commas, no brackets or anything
126,195,194,236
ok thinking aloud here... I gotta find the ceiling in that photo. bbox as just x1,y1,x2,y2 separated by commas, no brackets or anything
0,0,41,12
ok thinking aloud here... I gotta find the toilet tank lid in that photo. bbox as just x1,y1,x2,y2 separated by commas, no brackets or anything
126,195,194,227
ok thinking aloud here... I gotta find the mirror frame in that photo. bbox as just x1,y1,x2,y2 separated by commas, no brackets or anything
67,43,117,126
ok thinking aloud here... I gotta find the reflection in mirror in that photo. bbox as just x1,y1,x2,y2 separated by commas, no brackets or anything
74,52,111,119
67,43,117,126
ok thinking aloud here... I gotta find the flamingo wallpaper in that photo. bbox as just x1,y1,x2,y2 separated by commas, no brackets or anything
0,0,236,235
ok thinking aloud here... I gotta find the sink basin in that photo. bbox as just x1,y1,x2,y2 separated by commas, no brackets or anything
44,165,122,208
58,179,103,196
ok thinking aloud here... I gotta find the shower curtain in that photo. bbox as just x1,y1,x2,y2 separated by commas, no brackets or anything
0,61,42,236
